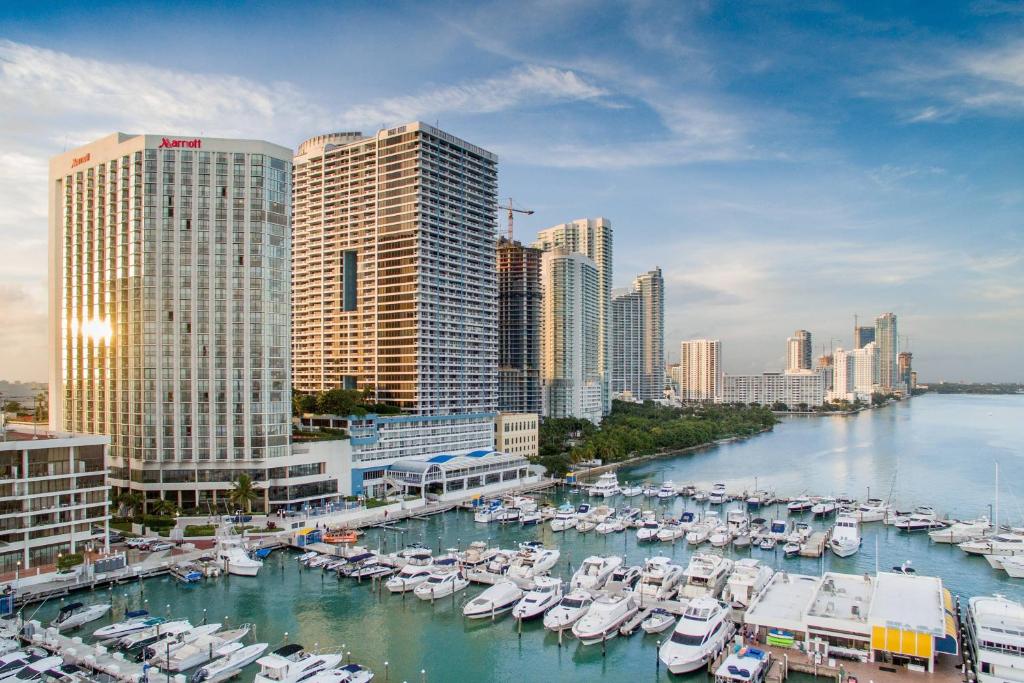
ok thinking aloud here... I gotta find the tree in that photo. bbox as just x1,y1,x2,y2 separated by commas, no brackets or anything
228,473,260,513
2,400,22,414
149,498,178,517
116,491,144,518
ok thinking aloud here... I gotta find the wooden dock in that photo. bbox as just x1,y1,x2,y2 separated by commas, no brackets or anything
619,607,654,636
800,532,828,557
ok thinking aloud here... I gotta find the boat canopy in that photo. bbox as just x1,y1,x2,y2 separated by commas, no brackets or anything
269,644,304,658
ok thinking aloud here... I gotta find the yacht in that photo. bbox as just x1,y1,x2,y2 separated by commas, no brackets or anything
620,484,643,497
852,498,894,523
605,564,643,593
480,550,515,579
726,510,750,535
1001,556,1024,578
658,597,736,674
549,503,578,532
657,481,678,499
589,472,622,498
156,625,252,671
414,567,469,600
643,485,661,497
6,656,62,683
961,532,1024,556
574,517,597,533
507,544,560,580
686,514,718,546
462,580,523,619
634,557,685,602
520,510,542,526
714,646,771,683
722,559,774,609
787,496,813,513
733,533,751,549
657,522,685,542
929,516,990,544
385,556,438,593
139,623,222,662
304,666,374,683
512,576,563,620
473,501,503,523
118,620,193,652
965,594,1024,683
457,541,500,571
640,609,677,634
894,506,945,532
543,590,594,632
570,555,623,591
493,507,522,524
572,593,638,645
595,517,625,535
745,491,771,510
692,489,709,503
636,519,663,543
708,525,733,548
768,519,789,540
253,645,343,683
216,535,262,576
680,553,733,600
92,611,161,640
50,602,111,631
811,497,838,517
191,643,269,683
708,483,728,505
829,515,861,557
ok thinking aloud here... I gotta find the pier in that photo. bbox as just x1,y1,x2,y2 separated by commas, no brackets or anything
800,531,828,557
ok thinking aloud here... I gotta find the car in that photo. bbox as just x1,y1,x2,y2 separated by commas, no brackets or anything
148,542,174,552
108,532,125,544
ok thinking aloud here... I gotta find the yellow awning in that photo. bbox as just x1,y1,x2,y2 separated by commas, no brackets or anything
943,589,953,613
297,527,317,535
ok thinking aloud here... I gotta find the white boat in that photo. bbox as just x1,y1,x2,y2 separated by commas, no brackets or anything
605,565,643,592
787,496,813,513
549,504,578,532
758,536,776,551
768,519,789,540
645,485,663,497
572,593,638,645
852,498,894,523
965,594,1024,683
141,623,222,662
504,495,538,514
659,597,736,674
680,553,733,600
303,666,374,683
686,514,718,546
589,472,622,498
253,645,343,683
457,541,499,570
463,580,523,619
708,483,728,505
893,506,944,532
726,510,749,535
811,497,838,517
507,544,560,580
92,610,161,639
595,517,625,534
50,602,112,631
657,522,685,542
480,550,514,579
473,501,503,523
158,625,252,671
191,643,269,683
733,534,751,548
118,620,193,651
692,489,709,502
783,541,801,557
657,481,677,499
7,656,63,683
216,534,262,576
745,491,772,510
414,567,468,600
929,517,990,544
493,507,522,524
961,532,1024,556
723,559,774,609
543,590,594,632
714,646,771,683
634,556,685,602
575,517,597,533
512,576,563,620
636,520,663,542
520,510,542,526
829,515,861,557
1001,556,1024,578
385,552,437,593
641,608,677,634
570,555,623,591
620,484,643,497
708,525,733,548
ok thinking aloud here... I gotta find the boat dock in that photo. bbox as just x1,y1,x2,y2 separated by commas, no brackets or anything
800,532,828,557
618,607,654,636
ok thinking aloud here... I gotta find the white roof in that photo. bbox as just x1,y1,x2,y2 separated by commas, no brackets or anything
868,572,945,636
744,572,820,632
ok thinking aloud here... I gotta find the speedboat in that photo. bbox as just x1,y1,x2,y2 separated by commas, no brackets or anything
680,553,733,600
894,506,945,532
758,536,776,550
708,483,728,505
570,555,622,590
605,565,643,592
481,550,514,579
549,504,578,532
595,517,625,534
620,484,643,497
783,541,801,557
692,489,709,503
253,645,343,683
50,602,111,630
118,620,193,651
572,593,638,645
636,520,663,542
657,481,677,499
157,625,253,671
385,552,436,593
659,597,736,674
93,610,161,639
714,645,771,683
787,496,813,513
520,510,542,526
657,522,685,542
929,517,990,544
494,507,521,524
961,532,1024,556
641,608,676,634
414,567,468,600
543,590,594,632
191,643,269,683
812,497,838,517
723,559,774,609
463,580,523,619
457,541,499,571
686,514,718,546
709,525,733,548
643,485,661,497
829,515,861,557
589,472,621,498
853,498,894,523
512,576,562,620
507,544,560,580
634,556,685,601
474,501,503,523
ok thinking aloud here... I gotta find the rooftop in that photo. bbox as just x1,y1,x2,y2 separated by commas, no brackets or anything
869,572,945,635
807,572,874,624
745,572,820,631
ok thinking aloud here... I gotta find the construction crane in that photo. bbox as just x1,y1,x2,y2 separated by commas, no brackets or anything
502,198,534,241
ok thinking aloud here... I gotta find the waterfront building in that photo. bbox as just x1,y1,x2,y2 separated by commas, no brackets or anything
47,133,329,512
611,268,664,402
495,412,539,459
0,428,110,573
874,312,902,393
899,351,914,392
539,249,603,423
817,354,834,391
721,370,825,407
497,238,542,414
786,330,812,371
678,339,721,402
534,218,612,415
854,325,875,349
830,343,879,403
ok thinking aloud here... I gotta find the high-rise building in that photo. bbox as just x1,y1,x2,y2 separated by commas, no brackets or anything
854,325,875,349
830,342,879,402
292,123,498,415
817,354,834,391
497,238,542,414
786,330,812,371
534,218,612,415
899,351,914,392
540,249,603,423
874,312,900,392
611,267,665,401
48,133,320,512
678,339,721,401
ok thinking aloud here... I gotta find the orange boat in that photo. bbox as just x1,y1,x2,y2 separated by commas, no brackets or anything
324,529,358,544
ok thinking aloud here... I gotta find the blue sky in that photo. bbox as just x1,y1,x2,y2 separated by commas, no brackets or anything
1,0,1021,382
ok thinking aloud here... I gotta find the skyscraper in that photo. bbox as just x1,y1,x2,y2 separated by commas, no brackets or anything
292,123,498,415
830,343,879,402
854,325,875,349
786,330,812,371
49,133,310,511
539,249,603,423
898,351,914,391
534,218,612,415
678,339,721,401
497,237,542,414
874,312,900,392
611,268,664,401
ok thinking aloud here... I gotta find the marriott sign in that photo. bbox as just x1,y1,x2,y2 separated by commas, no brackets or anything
158,138,202,149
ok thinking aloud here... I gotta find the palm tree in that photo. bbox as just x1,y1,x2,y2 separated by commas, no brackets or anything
116,492,144,519
228,473,260,513
149,498,177,517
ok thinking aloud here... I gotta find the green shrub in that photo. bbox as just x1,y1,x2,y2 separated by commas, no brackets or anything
57,553,84,571
184,525,216,537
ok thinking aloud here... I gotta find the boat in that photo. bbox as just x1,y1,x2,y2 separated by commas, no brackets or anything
588,472,621,498
605,565,643,592
678,510,697,530
929,517,990,544
636,519,663,542
758,536,776,551
852,498,894,523
634,556,685,602
512,576,563,620
657,522,685,542
692,489,709,503
253,645,343,683
733,534,751,549
92,611,161,640
457,541,499,571
595,517,625,534
965,595,1024,683
961,532,1024,556
543,590,594,632
745,491,771,510
641,608,677,634
572,593,638,645
811,497,838,517
722,559,774,609
322,529,358,545
414,567,468,600
657,481,678,499
768,519,789,540
680,553,733,599
139,623,222,662
191,643,269,683
385,553,438,593
507,544,560,580
302,666,374,683
1001,556,1024,578
570,555,622,591
6,656,62,683
787,496,813,513
894,506,946,532
686,514,718,546
643,485,661,497
714,646,771,683
216,533,262,576
708,525,733,548
463,580,524,619
782,541,801,557
170,563,204,584
620,484,643,497
157,625,252,671
473,501,504,523
118,620,193,651
493,507,522,524
480,550,514,579
575,517,597,533
726,510,749,535
658,597,736,674
296,552,318,563
520,510,542,526
708,483,728,505
829,515,861,557
549,503,578,532
50,602,112,631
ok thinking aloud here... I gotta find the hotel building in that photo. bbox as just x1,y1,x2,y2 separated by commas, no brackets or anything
678,339,722,402
497,238,542,414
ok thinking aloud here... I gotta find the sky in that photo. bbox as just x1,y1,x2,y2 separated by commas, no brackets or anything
0,0,1022,383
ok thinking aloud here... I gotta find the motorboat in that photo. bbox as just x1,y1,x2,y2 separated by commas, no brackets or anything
678,510,697,530
170,562,204,584
714,646,771,683
726,510,750,535
139,623,222,662
620,484,643,497
473,501,503,523
853,498,894,523
50,602,111,631
643,485,661,497
965,595,1024,683
659,597,736,674
575,517,597,533
692,489,709,503
589,472,622,498
386,557,442,593
723,559,774,609
758,536,776,551
479,550,515,579
929,516,990,544
768,519,789,540
605,565,643,592
657,481,678,499
338,553,392,579
507,544,560,580
296,552,318,563
708,525,733,548
216,534,262,576
503,495,538,514
595,517,625,534
118,620,193,651
783,541,801,557
543,590,594,632
657,522,685,542
634,556,685,602
1001,556,1024,578
549,503,578,532
708,483,728,505
894,506,945,532
303,666,374,683
733,534,751,549
618,507,643,526
680,553,733,600
457,541,499,570
463,580,523,619
961,532,1024,556
572,593,638,645
811,497,838,517
414,567,468,600
636,520,663,542
589,505,615,522
253,645,343,683
570,555,622,591
520,510,542,526
494,507,522,524
191,643,269,683
686,514,718,546
787,496,813,513
512,576,562,620
678,484,697,497
745,491,772,510
157,625,253,671
92,610,161,640
829,515,861,557
641,608,677,634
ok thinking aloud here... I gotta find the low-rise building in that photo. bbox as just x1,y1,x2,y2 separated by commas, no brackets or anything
495,413,539,459
721,370,825,407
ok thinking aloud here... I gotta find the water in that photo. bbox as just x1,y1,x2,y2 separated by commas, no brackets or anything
30,395,1024,682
